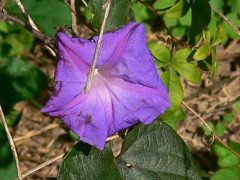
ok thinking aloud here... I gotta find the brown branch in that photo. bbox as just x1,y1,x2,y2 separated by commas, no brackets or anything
0,0,7,11
21,153,66,179
210,4,240,36
13,0,56,56
14,123,59,142
14,0,38,30
84,0,112,93
184,76,238,102
0,106,22,180
204,96,240,120
182,101,240,159
0,11,55,44
81,0,88,7
70,0,77,35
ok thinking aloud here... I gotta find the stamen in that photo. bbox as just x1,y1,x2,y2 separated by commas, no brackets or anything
94,68,99,75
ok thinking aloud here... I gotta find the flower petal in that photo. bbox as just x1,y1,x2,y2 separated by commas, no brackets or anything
100,23,166,91
43,89,109,150
41,81,85,113
55,33,95,82
103,77,170,136
93,22,139,68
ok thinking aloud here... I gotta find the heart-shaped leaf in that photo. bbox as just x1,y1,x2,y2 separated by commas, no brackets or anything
166,0,190,19
89,0,134,32
58,121,202,179
171,49,202,83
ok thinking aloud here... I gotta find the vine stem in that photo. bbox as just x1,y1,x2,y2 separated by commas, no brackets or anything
0,0,7,11
70,0,78,35
210,3,240,36
0,11,55,45
0,106,22,180
84,0,112,93
14,0,56,56
81,0,88,7
182,101,240,159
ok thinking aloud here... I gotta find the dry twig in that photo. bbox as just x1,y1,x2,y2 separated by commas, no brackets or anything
21,153,66,179
210,4,240,36
0,11,55,44
0,0,7,11
70,0,78,35
182,101,240,159
81,0,88,7
14,123,59,142
14,0,56,56
84,0,112,93
205,96,240,120
0,106,22,180
106,134,119,141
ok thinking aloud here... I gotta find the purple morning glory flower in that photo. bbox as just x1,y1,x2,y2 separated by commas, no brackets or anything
41,22,170,150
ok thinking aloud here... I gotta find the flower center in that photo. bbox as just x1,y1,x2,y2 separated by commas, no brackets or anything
94,68,99,75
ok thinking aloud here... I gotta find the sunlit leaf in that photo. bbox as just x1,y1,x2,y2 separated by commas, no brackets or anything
211,22,224,47
166,0,190,19
209,46,218,81
203,28,211,44
193,44,211,60
160,67,184,119
148,43,171,62
172,48,202,83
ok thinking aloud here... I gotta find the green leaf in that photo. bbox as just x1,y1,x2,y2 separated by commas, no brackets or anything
160,67,184,119
211,22,224,47
179,10,191,26
132,2,150,22
189,0,211,45
0,160,17,180
227,0,240,13
6,0,71,36
153,0,176,9
148,43,171,68
5,110,22,127
203,28,211,44
215,122,225,137
202,122,214,136
172,48,202,83
223,13,240,39
58,143,122,180
0,57,47,113
117,121,202,179
209,46,218,81
89,0,134,33
163,107,186,130
59,121,202,179
193,44,211,60
172,26,187,37
211,167,240,180
166,0,190,19
234,102,240,113
212,142,240,168
197,54,212,71
223,112,234,124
